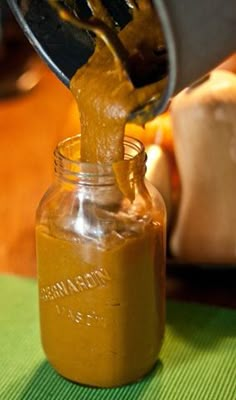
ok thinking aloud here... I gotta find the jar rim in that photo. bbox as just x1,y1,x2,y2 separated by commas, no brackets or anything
54,134,146,182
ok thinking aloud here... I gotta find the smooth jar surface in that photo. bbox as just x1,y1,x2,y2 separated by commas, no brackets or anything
36,136,166,387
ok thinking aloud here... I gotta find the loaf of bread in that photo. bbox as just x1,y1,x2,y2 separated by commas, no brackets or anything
170,70,236,264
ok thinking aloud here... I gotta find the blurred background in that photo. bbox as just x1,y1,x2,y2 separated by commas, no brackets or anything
0,0,81,276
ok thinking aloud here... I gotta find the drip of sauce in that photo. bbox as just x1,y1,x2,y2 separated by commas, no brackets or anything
70,0,166,163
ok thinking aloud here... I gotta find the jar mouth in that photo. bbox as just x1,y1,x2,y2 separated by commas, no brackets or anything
54,134,146,181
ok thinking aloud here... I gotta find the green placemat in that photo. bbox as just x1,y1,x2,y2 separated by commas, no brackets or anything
0,275,235,400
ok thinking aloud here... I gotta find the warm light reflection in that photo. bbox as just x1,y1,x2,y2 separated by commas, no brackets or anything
16,70,41,92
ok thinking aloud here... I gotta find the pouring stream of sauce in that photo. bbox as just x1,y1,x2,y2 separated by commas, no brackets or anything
56,0,166,163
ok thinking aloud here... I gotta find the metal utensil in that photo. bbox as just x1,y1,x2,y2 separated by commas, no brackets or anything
7,0,236,123
6,0,169,123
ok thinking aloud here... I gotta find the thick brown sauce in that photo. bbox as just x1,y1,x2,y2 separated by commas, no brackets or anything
70,0,165,163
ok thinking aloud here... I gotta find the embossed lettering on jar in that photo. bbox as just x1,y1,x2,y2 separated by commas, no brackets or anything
36,135,166,388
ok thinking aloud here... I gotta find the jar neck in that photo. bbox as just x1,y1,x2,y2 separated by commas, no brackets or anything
54,135,146,187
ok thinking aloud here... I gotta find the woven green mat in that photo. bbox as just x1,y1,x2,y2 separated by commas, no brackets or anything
0,275,235,400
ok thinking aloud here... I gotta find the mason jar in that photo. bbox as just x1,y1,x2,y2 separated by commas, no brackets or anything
36,135,166,388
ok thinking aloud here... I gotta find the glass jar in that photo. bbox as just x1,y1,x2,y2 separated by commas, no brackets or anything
36,135,166,388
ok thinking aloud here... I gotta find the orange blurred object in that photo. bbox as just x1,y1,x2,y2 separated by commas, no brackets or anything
145,112,174,153
125,112,174,153
125,123,146,143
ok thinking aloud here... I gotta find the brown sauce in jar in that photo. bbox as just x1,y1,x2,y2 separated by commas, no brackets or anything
37,220,165,387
